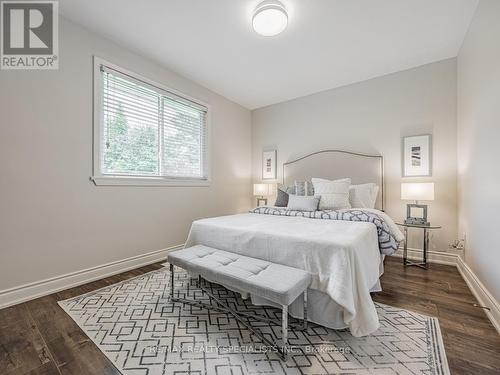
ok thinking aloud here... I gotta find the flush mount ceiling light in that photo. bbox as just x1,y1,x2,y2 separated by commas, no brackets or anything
252,0,288,37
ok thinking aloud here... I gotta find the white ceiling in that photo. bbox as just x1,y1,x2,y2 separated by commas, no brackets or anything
60,0,478,109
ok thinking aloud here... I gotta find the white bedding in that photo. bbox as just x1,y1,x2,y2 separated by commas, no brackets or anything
185,212,385,336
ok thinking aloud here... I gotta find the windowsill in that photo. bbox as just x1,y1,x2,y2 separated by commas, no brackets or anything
90,175,210,187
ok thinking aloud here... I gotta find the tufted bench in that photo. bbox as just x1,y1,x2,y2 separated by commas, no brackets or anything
167,244,311,359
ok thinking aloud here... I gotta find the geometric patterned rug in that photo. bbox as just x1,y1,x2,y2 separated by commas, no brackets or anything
58,266,450,375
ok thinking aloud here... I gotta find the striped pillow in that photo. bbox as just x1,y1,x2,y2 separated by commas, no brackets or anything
294,180,314,196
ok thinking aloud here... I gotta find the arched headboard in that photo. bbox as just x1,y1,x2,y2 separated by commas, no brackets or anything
283,150,384,210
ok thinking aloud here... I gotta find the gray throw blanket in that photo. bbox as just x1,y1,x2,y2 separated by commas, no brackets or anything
250,207,403,255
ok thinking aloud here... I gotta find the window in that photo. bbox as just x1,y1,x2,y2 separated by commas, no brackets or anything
92,58,209,186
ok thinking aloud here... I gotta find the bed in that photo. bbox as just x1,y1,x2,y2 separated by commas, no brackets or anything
184,150,403,337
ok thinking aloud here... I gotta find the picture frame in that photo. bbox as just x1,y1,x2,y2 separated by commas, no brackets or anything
262,150,277,180
402,134,432,177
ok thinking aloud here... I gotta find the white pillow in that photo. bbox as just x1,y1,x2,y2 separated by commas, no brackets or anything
349,183,379,209
287,195,320,211
311,178,351,210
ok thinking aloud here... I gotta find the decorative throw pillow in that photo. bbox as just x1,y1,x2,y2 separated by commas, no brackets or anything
285,185,296,195
311,178,351,210
274,187,288,207
349,183,379,209
287,195,320,211
274,185,296,207
294,180,314,196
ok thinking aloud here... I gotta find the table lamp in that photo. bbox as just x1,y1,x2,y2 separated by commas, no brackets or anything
253,183,272,206
401,182,434,226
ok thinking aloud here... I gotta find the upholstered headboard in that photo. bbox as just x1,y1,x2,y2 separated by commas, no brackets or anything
283,150,384,210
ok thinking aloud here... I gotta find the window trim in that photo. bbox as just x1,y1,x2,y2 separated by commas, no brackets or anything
92,56,211,187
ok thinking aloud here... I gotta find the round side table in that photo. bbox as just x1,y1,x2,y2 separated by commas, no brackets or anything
396,222,441,269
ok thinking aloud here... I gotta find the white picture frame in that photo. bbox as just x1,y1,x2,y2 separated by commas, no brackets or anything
402,135,432,177
262,150,277,180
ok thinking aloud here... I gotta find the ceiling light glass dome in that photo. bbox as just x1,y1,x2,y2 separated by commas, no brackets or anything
252,1,288,37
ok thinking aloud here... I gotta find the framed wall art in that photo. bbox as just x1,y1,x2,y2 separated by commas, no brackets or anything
262,150,277,180
402,134,432,177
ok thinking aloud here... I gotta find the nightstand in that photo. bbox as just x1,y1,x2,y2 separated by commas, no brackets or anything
256,197,268,206
396,222,441,269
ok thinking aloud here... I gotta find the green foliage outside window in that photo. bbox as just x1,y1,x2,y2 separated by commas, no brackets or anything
103,103,158,175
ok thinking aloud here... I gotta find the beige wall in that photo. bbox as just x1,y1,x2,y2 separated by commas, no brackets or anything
4,10,497,304
252,59,458,252
0,17,252,291
458,0,500,301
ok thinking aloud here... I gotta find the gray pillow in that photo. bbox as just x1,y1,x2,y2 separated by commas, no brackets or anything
287,195,320,211
274,185,296,207
274,188,289,207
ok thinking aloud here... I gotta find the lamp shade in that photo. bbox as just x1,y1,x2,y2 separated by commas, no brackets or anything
401,183,434,201
253,183,271,196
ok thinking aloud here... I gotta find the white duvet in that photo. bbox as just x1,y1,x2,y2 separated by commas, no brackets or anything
185,211,391,336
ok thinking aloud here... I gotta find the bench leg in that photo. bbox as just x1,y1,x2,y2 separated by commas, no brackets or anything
282,304,288,360
303,289,308,330
169,268,295,361
169,263,174,299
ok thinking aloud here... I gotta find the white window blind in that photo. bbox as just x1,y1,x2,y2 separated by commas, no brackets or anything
99,64,208,181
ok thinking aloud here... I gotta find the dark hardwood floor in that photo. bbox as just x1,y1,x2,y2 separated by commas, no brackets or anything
1,257,499,374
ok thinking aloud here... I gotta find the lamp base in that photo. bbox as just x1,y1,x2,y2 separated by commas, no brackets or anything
256,197,268,206
405,203,429,226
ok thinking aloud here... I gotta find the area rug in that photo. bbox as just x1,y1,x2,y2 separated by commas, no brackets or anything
58,266,450,375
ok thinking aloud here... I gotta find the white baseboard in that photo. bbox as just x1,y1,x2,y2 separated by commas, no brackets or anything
456,256,500,334
391,247,460,266
0,244,184,309
390,247,500,334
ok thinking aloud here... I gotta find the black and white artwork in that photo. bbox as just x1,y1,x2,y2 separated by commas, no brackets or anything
403,135,431,176
262,150,277,179
411,146,421,166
